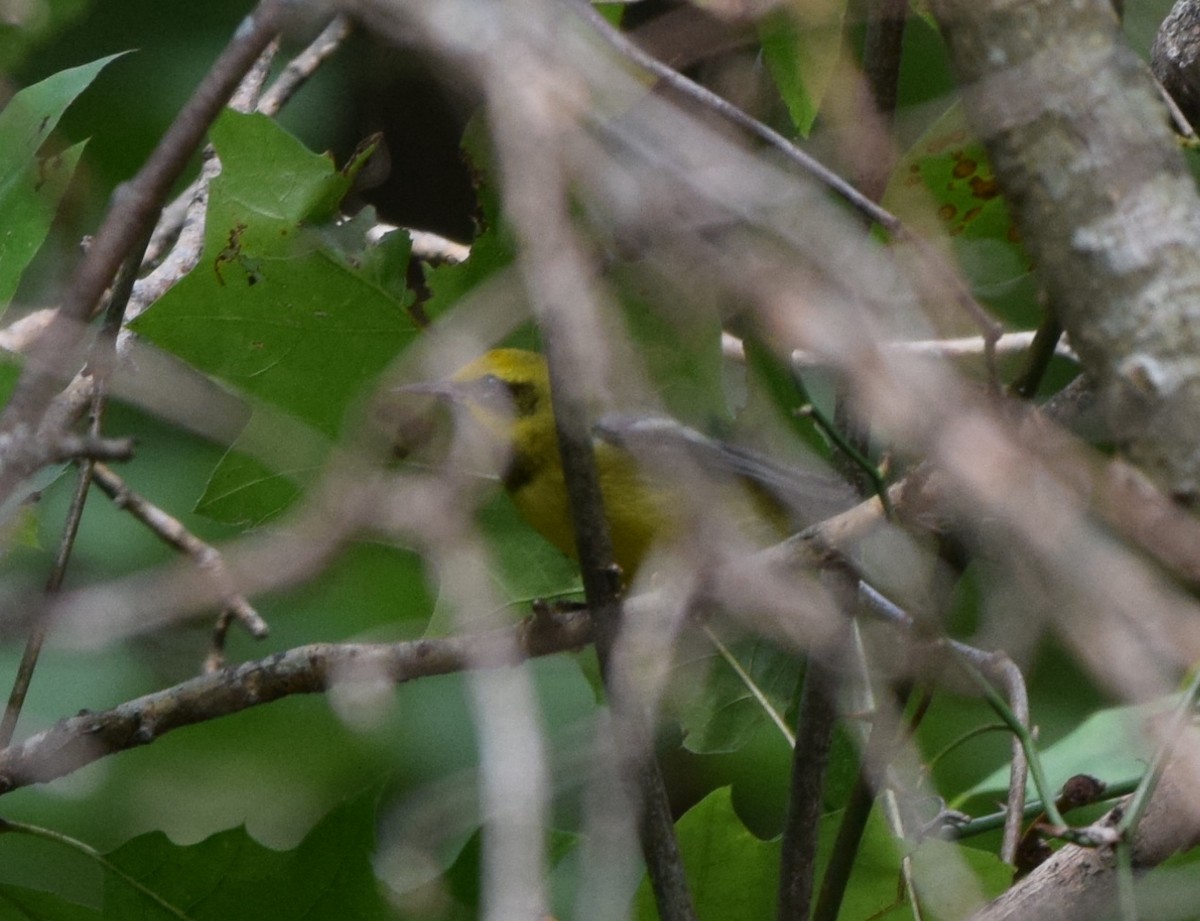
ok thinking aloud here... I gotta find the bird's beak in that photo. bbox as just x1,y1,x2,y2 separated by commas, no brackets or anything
384,381,465,460
392,380,463,402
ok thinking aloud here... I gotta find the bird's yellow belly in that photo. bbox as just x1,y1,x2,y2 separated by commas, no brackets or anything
508,443,669,581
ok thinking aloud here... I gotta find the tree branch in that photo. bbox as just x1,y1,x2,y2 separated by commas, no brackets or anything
0,608,593,795
931,0,1200,497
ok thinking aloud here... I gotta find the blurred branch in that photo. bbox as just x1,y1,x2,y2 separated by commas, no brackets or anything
777,592,851,921
485,23,696,918
567,0,900,233
0,608,593,794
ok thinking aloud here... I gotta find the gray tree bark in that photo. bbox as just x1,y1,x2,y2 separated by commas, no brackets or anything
932,0,1200,501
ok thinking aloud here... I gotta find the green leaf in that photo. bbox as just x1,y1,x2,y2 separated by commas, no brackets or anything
814,806,908,921
674,632,799,754
131,112,418,525
0,54,123,310
194,442,308,528
610,264,726,430
193,404,332,527
959,696,1164,808
0,885,100,920
882,102,1037,326
424,494,582,636
103,789,392,920
635,787,780,921
760,2,848,137
131,111,417,440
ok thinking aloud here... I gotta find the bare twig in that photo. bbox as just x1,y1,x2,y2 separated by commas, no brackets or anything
370,225,472,266
89,462,268,647
857,583,1030,862
145,14,350,267
1010,317,1065,399
0,214,151,746
0,455,94,747
258,14,353,116
565,0,901,233
487,46,698,921
0,608,593,794
777,652,842,921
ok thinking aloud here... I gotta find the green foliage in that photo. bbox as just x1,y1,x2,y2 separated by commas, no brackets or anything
960,697,1163,811
635,787,781,921
760,2,849,138
0,53,121,311
98,788,390,920
131,111,418,525
883,103,1037,327
132,111,416,439
0,8,1173,919
0,884,98,920
673,631,799,754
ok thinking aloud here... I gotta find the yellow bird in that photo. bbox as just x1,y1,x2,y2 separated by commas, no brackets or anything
408,348,852,580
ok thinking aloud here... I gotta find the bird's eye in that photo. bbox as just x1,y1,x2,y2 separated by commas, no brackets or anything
473,373,515,408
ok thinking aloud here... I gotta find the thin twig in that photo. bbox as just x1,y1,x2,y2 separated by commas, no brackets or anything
949,778,1137,841
369,224,472,265
1010,316,1064,399
857,583,1029,860
0,454,94,748
0,213,152,746
258,14,353,116
89,462,268,647
565,0,901,233
777,655,841,921
721,330,1077,368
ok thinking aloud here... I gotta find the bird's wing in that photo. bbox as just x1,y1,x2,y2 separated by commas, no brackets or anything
594,412,856,527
